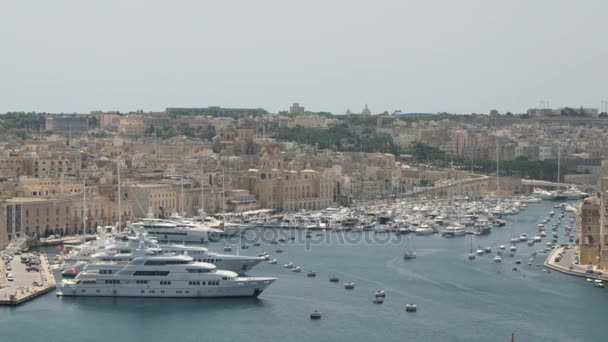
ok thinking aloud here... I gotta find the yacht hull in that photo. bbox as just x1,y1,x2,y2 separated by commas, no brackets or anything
58,278,275,298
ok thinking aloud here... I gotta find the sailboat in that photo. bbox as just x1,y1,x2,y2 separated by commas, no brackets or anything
403,234,416,259
467,234,476,260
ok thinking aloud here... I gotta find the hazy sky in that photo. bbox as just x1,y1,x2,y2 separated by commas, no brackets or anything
1,0,607,114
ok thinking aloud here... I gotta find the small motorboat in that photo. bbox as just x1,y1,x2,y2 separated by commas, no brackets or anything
514,258,522,264
344,282,355,289
258,251,268,257
405,304,417,312
292,266,301,272
467,253,476,260
594,280,605,288
276,249,283,253
509,245,517,252
284,262,294,268
329,276,340,283
373,297,384,304
494,255,502,263
374,290,385,298
310,310,322,319
307,271,316,277
499,245,506,250
484,247,492,254
476,249,484,256
268,259,277,264
403,251,417,259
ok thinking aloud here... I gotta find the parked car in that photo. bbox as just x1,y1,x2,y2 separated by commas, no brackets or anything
7,273,14,281
32,281,42,287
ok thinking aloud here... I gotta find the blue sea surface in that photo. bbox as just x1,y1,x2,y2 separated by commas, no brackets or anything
1,201,606,342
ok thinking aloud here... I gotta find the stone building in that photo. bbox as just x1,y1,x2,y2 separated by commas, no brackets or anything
578,197,602,266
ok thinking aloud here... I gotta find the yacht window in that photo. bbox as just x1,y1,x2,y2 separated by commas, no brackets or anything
160,281,172,285
186,268,210,273
133,271,170,276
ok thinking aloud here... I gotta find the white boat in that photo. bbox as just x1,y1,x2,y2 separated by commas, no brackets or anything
129,218,216,243
510,245,517,252
414,224,434,235
494,255,502,263
60,234,263,276
443,225,466,237
58,251,276,298
344,282,355,289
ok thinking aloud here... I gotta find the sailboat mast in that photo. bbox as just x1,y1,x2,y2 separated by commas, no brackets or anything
201,162,205,214
181,173,185,216
117,159,122,230
82,175,86,235
557,147,561,191
496,143,500,196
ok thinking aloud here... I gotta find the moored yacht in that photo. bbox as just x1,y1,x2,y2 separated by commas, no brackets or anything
129,218,214,243
442,224,466,237
58,250,276,298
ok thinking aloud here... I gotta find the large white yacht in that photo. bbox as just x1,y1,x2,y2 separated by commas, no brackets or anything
128,218,217,243
57,250,276,298
60,234,263,277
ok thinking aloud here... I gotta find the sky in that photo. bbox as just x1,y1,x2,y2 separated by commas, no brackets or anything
1,0,607,115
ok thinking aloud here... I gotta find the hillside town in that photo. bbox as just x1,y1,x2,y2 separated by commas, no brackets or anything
1,105,607,250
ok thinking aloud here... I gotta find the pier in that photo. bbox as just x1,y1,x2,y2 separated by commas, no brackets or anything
544,245,608,281
0,252,56,306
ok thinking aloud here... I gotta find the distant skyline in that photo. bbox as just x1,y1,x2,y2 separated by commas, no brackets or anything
1,0,607,115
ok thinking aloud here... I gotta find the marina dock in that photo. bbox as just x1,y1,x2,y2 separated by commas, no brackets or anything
0,252,56,306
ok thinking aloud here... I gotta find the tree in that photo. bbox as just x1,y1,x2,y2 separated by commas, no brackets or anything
490,109,500,116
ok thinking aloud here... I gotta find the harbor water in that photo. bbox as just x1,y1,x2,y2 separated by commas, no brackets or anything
2,200,607,342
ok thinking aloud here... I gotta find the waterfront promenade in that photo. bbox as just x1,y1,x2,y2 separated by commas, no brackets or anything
0,252,56,305
544,244,608,281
